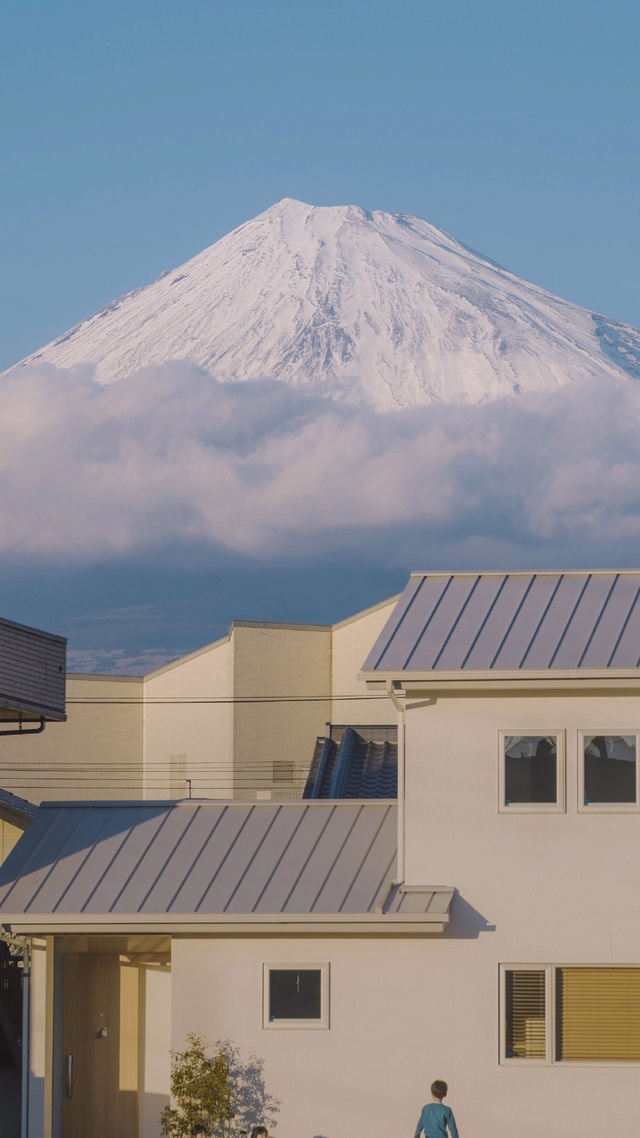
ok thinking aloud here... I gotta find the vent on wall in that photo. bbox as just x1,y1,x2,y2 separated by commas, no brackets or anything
272,760,295,784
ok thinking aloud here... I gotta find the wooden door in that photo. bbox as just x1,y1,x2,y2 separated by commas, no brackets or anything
62,955,139,1138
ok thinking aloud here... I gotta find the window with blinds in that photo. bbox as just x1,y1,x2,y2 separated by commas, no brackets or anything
503,967,640,1063
556,968,640,1061
505,970,547,1059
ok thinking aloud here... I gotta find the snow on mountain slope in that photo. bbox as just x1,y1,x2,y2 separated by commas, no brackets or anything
11,198,640,409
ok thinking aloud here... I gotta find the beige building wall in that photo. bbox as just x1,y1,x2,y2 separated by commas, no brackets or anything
0,818,25,861
331,596,398,726
232,623,331,798
1,595,398,807
143,636,233,799
0,675,143,804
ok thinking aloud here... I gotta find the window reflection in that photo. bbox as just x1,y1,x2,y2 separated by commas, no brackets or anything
504,736,557,804
584,735,636,804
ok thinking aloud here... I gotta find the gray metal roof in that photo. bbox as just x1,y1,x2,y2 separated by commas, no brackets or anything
0,800,451,930
362,571,640,674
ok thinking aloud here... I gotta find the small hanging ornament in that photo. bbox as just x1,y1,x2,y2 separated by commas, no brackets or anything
95,1013,108,1040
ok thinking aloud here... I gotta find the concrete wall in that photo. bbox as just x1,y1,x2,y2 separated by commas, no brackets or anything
143,637,233,799
232,623,331,799
0,598,396,807
0,676,143,804
0,819,24,862
331,597,398,726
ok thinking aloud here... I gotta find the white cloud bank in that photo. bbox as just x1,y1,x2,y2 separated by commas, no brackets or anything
2,361,640,568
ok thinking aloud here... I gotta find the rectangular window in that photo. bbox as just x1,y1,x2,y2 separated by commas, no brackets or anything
582,734,637,807
263,964,328,1029
499,733,563,811
556,968,640,1061
504,969,547,1059
502,967,640,1063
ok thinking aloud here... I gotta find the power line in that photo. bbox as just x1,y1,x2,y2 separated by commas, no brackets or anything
64,693,389,705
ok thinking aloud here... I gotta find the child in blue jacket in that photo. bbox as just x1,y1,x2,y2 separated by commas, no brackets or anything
414,1080,459,1138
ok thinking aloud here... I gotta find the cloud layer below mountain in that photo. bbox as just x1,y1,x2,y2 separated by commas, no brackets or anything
3,362,640,570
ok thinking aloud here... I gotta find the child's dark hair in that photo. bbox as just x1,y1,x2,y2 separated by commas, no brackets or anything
431,1080,448,1100
250,1128,269,1138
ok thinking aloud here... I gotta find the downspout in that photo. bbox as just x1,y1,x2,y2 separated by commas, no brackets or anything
387,682,406,884
21,940,30,1138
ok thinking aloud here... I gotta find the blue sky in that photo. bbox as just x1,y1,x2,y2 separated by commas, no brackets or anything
3,0,640,670
2,0,639,372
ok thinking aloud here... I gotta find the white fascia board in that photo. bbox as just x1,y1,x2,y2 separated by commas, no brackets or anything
362,669,640,692
2,911,450,936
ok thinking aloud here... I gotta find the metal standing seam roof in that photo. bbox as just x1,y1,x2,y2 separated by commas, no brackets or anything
362,571,640,674
0,800,452,930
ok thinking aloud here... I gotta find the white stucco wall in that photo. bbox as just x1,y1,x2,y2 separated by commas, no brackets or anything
397,686,640,1137
27,940,48,1138
140,966,171,1138
171,935,481,1138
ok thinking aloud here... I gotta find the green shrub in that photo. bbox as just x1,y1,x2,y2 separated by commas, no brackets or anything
160,1033,280,1138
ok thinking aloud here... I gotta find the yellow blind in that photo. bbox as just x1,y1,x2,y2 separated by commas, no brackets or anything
558,968,640,1061
505,970,546,1059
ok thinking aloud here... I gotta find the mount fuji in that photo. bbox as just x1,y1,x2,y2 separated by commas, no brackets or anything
11,198,640,410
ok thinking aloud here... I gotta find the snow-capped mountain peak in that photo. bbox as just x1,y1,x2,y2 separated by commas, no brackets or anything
11,198,640,408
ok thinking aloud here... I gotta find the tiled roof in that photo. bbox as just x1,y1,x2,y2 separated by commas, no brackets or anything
304,726,397,799
362,571,640,673
0,788,37,822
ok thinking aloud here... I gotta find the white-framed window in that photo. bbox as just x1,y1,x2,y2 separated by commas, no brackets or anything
262,964,329,1030
578,732,638,811
499,732,564,812
501,965,640,1064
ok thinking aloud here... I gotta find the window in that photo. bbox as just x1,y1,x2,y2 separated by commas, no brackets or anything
502,967,640,1063
499,733,564,811
263,964,329,1029
580,733,637,808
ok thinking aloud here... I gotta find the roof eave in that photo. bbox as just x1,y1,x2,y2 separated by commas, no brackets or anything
1,911,451,937
361,668,640,693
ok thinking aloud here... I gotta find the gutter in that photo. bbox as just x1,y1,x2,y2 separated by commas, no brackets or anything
387,682,406,883
0,909,452,937
20,940,30,1138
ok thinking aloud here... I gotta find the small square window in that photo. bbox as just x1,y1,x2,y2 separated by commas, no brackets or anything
263,964,329,1029
581,734,637,808
499,732,564,812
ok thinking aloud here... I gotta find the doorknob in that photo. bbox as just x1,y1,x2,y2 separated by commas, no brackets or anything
65,1054,73,1098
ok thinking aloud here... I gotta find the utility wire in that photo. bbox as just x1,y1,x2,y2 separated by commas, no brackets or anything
64,693,389,705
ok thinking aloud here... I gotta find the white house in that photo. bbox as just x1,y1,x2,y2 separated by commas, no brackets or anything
3,570,640,1138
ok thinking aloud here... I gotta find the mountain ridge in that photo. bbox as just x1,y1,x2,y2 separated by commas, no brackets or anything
9,197,640,409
